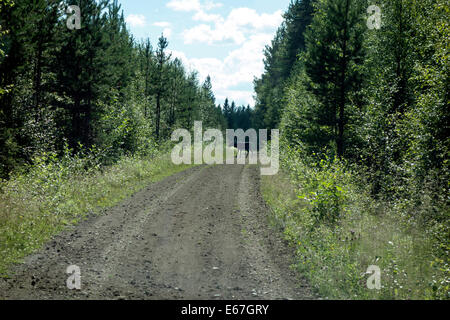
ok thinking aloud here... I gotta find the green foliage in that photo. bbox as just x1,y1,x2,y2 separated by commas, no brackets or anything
253,0,315,129
0,147,194,276
280,62,334,155
303,0,366,158
222,98,253,130
282,147,351,227
262,150,449,299
0,0,226,276
0,0,226,178
259,0,449,299
0,0,13,62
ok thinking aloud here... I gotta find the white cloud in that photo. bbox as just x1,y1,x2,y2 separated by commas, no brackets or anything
202,0,223,10
193,11,222,22
167,0,201,12
182,8,283,45
168,5,281,106
125,14,147,27
153,22,172,38
163,28,173,38
227,8,283,29
167,0,222,12
222,33,273,86
183,24,246,45
169,50,189,64
171,33,273,106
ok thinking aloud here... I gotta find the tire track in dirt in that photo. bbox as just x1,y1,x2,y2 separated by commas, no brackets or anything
0,164,315,300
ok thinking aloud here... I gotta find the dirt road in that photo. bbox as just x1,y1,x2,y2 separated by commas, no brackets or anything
0,164,314,300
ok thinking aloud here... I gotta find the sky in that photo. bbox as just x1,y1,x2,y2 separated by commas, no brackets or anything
120,0,291,107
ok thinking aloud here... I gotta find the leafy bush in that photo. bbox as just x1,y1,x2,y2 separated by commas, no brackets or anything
262,146,449,299
0,145,193,276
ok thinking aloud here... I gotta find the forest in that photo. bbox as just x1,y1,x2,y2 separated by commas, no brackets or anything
0,0,449,300
0,0,231,278
0,0,227,178
252,0,449,299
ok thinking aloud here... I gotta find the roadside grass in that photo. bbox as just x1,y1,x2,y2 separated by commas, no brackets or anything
0,152,194,276
261,166,449,300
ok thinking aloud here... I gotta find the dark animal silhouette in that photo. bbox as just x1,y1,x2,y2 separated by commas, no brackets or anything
233,137,254,158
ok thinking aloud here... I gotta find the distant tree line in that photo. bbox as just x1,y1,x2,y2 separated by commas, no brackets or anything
220,98,253,131
0,0,226,178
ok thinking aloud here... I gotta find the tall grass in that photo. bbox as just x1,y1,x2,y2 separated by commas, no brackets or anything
261,147,449,299
0,147,193,275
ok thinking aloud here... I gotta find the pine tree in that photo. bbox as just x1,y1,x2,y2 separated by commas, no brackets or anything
281,0,315,79
102,0,134,98
0,0,229,177
253,0,315,130
222,98,233,129
152,34,171,140
166,58,185,128
304,0,366,158
140,38,153,118
55,0,111,149
230,101,236,129
0,0,62,174
200,75,218,128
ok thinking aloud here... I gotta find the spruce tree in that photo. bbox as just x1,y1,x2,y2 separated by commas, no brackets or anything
55,0,110,149
152,34,171,140
254,0,315,130
304,0,366,158
222,98,232,129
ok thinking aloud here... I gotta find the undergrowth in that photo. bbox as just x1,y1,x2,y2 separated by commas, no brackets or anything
261,147,449,300
0,145,193,275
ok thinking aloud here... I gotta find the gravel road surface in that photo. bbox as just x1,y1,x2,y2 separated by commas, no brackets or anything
0,164,314,300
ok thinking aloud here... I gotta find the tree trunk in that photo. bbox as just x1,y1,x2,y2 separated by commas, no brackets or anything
33,39,43,121
337,0,350,159
155,91,161,140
